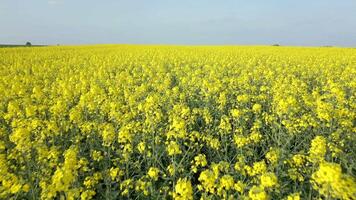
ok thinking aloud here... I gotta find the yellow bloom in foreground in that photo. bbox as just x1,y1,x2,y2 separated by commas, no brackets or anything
81,190,96,200
311,161,356,200
22,184,30,192
291,154,306,167
137,141,146,154
231,109,241,118
220,175,234,189
42,147,79,199
234,134,250,148
135,178,151,196
234,181,245,193
10,184,22,194
198,169,216,193
147,167,160,181
191,154,207,173
194,154,207,167
91,150,103,162
266,148,279,164
217,175,235,196
208,137,221,150
0,141,5,150
167,164,175,176
173,178,193,200
249,131,262,143
167,141,182,156
260,172,278,188
109,167,120,181
101,123,115,146
249,185,267,200
247,160,267,176
309,135,326,163
286,192,300,200
252,103,262,113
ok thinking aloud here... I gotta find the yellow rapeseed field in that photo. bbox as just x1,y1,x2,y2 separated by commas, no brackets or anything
0,45,355,199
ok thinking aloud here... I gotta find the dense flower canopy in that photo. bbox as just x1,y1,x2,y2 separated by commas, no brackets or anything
0,45,355,199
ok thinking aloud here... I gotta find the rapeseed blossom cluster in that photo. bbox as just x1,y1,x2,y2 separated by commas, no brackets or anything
0,45,355,199
173,178,193,200
311,162,356,199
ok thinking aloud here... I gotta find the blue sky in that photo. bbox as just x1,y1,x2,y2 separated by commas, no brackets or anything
1,0,355,46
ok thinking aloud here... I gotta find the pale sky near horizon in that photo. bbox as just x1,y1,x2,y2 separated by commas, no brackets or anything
1,0,356,46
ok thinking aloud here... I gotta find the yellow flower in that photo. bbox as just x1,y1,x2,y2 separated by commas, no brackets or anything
137,141,146,154
120,179,133,196
101,123,116,146
167,141,182,156
208,137,221,150
219,115,232,133
135,178,151,196
265,148,279,164
194,154,207,166
9,127,31,152
234,181,245,193
309,136,326,163
234,134,250,148
198,169,216,193
249,185,267,200
0,141,5,151
173,178,193,200
81,190,96,200
217,175,235,196
247,160,267,176
109,167,121,181
118,125,132,144
45,147,78,199
167,164,175,176
249,131,262,143
311,161,356,199
22,184,30,192
147,167,160,181
10,184,22,194
191,154,208,173
91,150,103,162
260,172,278,188
237,94,249,103
287,168,305,182
290,154,306,167
230,109,241,118
286,192,300,200
252,103,262,113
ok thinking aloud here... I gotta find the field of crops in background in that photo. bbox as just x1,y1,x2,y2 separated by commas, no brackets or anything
0,45,355,200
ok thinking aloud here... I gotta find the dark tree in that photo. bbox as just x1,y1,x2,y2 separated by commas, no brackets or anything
26,42,32,46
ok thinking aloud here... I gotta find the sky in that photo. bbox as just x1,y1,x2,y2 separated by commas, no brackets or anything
1,0,356,46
